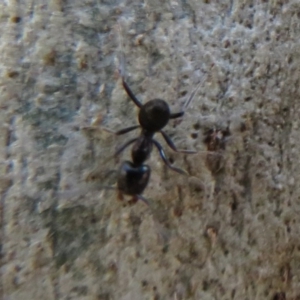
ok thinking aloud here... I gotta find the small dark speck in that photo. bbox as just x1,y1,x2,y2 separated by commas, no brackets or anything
223,39,231,48
11,16,22,23
97,292,110,300
173,206,183,217
7,71,19,78
245,21,252,29
180,90,188,97
169,156,174,164
162,245,168,253
193,123,200,130
240,122,247,132
72,126,80,131
43,50,56,66
287,56,293,64
273,292,286,300
245,97,252,102
203,280,209,291
191,132,198,139
90,217,97,224
231,200,238,211
141,280,148,287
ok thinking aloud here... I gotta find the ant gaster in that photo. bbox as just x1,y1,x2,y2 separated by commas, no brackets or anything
113,72,199,205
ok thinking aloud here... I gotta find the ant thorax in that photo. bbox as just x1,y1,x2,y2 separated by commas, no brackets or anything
131,133,153,165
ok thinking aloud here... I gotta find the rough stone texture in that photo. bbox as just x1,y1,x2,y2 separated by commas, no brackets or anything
1,0,300,299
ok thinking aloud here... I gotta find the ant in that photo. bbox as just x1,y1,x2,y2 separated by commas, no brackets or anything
112,69,200,205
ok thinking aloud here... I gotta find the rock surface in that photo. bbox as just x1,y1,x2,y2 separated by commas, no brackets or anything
1,1,300,299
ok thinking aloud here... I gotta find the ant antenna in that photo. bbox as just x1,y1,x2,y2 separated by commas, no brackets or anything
183,80,203,110
116,23,126,78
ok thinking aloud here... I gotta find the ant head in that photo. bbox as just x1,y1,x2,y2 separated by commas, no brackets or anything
138,99,170,132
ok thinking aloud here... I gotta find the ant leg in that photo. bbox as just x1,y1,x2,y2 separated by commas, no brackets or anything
152,139,187,175
169,82,202,118
128,194,149,206
115,125,140,135
128,195,149,206
114,137,138,157
160,130,196,154
122,79,143,108
137,194,150,206
170,111,184,119
183,81,202,110
99,125,139,136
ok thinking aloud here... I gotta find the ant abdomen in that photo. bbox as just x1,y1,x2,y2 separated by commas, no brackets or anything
138,99,170,132
117,161,151,196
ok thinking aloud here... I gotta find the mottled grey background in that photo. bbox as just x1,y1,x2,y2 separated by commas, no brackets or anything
1,0,300,299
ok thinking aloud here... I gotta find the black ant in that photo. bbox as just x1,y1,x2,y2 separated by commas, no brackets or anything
112,71,200,205
88,25,202,206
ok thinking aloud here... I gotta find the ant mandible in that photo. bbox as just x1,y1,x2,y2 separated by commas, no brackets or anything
113,64,200,205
